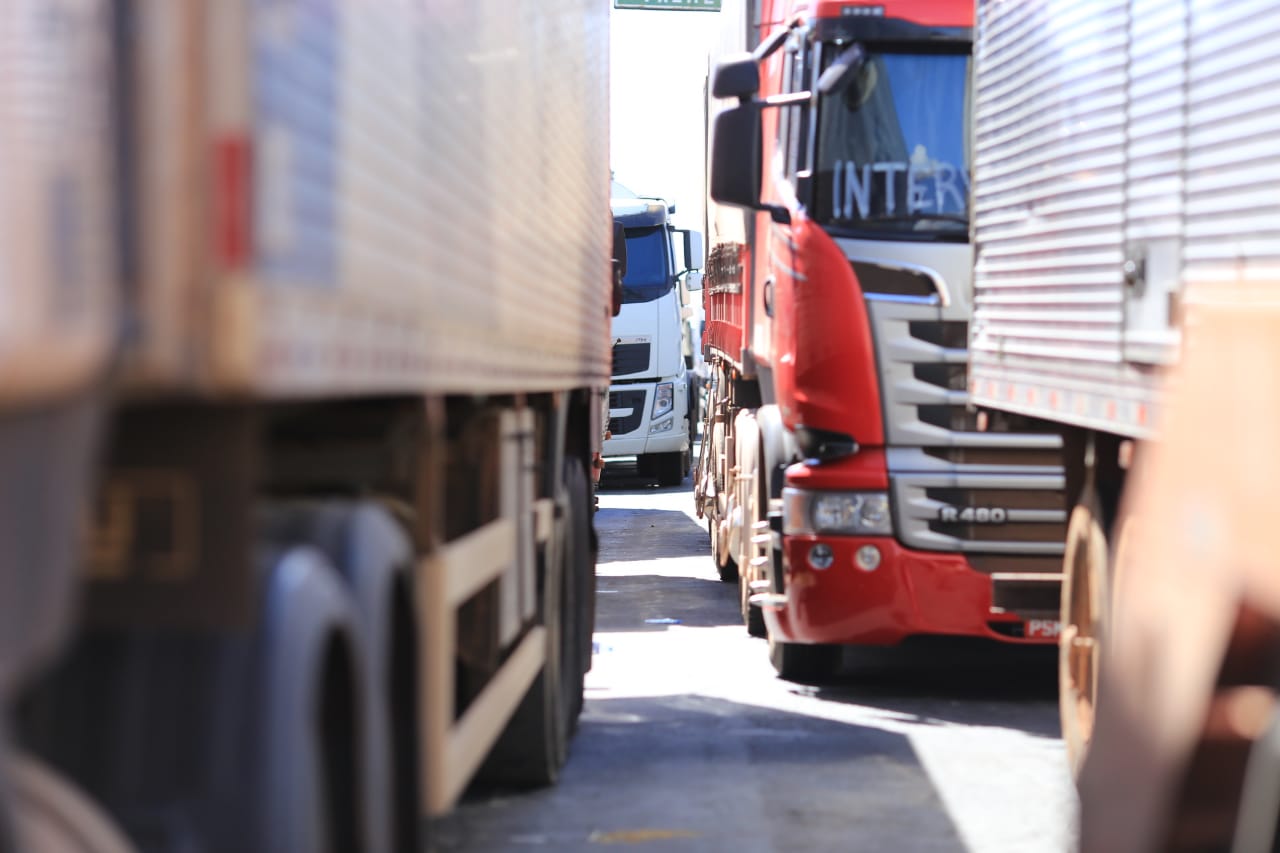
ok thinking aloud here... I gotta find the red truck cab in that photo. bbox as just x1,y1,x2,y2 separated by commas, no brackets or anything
698,0,1067,680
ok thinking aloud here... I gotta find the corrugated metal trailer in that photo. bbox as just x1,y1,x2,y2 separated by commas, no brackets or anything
972,1,1280,849
122,0,610,398
3,0,612,849
0,0,130,848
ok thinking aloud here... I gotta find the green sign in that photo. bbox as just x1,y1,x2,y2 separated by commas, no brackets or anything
614,0,721,10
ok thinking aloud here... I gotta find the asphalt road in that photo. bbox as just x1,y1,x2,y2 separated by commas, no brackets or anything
434,463,1079,852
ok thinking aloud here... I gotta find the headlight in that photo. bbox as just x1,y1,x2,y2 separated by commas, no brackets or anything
652,382,674,418
782,488,893,536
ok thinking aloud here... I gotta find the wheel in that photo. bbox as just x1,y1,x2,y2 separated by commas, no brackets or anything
740,569,766,638
739,436,769,637
479,461,588,787
8,752,136,853
686,380,699,448
562,457,594,730
1059,490,1110,779
711,518,738,583
259,502,418,853
650,451,685,487
1230,701,1280,853
14,546,366,853
478,590,569,787
768,634,840,684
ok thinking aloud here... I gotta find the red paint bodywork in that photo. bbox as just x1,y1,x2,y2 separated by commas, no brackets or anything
770,454,1040,646
765,533,1033,645
773,215,884,442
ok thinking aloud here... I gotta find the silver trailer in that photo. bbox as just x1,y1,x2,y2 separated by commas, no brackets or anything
972,1,1280,849
1,1,612,848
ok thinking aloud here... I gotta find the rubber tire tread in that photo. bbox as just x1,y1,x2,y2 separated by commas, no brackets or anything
563,457,594,730
652,452,686,487
741,573,766,638
477,485,573,788
769,636,840,685
1059,491,1109,780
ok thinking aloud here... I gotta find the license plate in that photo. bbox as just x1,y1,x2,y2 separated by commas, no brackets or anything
1025,619,1062,639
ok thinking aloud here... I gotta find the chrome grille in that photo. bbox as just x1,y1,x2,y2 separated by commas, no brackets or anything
887,448,1066,555
871,294,1067,559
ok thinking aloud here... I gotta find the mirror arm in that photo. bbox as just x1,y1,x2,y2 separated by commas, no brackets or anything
763,90,812,107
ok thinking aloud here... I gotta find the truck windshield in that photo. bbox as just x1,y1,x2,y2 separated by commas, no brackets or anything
622,226,673,304
813,50,970,240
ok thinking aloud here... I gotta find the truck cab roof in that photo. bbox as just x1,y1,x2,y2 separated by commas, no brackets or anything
611,198,669,229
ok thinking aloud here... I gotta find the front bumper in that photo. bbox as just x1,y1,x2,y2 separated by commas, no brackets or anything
604,430,688,457
762,534,1055,646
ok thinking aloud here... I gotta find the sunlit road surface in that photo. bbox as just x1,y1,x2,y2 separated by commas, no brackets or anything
434,464,1079,852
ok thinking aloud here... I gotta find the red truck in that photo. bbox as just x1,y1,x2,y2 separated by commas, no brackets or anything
697,0,1068,681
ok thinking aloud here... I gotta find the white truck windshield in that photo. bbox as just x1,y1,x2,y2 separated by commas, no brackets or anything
621,226,673,304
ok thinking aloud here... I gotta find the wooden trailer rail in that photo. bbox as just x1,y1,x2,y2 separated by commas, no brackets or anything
418,409,554,816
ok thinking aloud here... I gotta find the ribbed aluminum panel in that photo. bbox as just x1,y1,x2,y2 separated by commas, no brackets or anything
127,0,611,398
1125,0,1186,248
1183,0,1280,286
254,0,612,396
0,0,117,407
973,0,1280,434
971,0,1147,428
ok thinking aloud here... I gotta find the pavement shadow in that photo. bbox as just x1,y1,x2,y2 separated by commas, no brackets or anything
594,573,739,632
598,456,696,492
440,693,967,853
594,505,710,562
800,638,1061,739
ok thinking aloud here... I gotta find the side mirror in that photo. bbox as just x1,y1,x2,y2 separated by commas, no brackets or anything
685,270,703,292
611,219,627,317
683,231,704,271
709,101,763,210
712,53,760,100
612,220,628,278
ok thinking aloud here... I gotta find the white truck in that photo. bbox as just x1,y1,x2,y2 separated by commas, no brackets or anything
0,0,611,849
605,194,704,486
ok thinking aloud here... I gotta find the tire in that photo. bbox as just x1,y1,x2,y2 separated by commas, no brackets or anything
686,380,699,448
14,546,365,853
260,502,416,853
562,457,594,730
1059,490,1110,780
739,436,768,637
1232,705,1280,853
651,451,686,487
740,570,766,638
711,518,738,583
479,465,581,787
255,547,366,853
768,634,840,684
8,752,135,853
